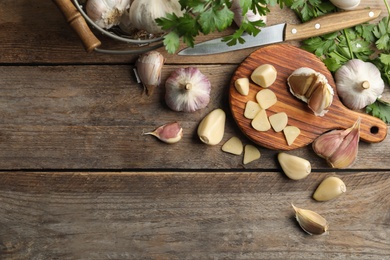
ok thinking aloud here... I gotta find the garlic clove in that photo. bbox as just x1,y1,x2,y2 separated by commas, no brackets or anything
313,176,346,201
86,0,130,29
135,51,165,96
283,126,301,146
312,118,361,168
287,67,317,101
251,64,277,88
269,112,288,132
335,59,385,110
307,82,334,116
277,152,311,180
144,122,183,144
243,144,261,164
292,204,329,235
129,0,184,34
197,108,226,145
165,67,211,112
234,77,250,96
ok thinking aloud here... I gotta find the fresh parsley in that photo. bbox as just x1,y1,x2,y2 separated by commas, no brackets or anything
156,0,275,54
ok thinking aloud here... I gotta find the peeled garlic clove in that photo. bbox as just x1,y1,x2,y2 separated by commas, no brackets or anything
251,64,277,88
292,204,329,235
135,51,165,96
277,152,311,180
335,59,384,110
197,109,226,145
165,67,211,112
251,108,271,132
144,122,183,144
86,0,130,29
313,176,346,201
313,118,360,168
234,78,250,96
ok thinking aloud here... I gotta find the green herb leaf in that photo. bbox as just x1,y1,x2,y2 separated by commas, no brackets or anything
366,99,390,124
199,4,234,34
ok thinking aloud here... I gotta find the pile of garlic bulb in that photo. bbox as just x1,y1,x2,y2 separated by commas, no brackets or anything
85,0,183,33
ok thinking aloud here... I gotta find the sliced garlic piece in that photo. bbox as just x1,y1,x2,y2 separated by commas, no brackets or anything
243,144,261,164
222,137,243,155
256,89,277,109
251,64,277,88
269,112,288,132
283,126,300,146
244,100,261,119
234,77,250,96
251,108,271,132
313,176,346,201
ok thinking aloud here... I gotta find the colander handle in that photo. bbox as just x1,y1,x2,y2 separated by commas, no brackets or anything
52,0,101,53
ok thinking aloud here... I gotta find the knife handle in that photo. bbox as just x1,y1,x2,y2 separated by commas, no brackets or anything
285,9,381,41
53,0,101,53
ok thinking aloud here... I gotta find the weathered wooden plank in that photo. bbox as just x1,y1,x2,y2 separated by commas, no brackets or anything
0,171,389,259
0,65,388,170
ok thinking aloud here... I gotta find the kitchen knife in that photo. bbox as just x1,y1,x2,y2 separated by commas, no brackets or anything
178,8,381,55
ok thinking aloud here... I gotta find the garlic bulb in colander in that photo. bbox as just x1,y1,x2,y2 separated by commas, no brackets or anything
86,0,130,29
129,0,183,34
335,59,384,110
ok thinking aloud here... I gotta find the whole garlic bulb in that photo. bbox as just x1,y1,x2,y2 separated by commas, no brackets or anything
329,0,361,10
165,67,211,112
129,0,183,34
335,59,384,110
86,0,130,29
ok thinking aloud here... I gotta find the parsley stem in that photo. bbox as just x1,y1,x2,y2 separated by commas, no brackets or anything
383,0,390,29
343,29,354,59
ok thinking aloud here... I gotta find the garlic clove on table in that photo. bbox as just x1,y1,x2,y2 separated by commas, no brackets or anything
135,51,165,96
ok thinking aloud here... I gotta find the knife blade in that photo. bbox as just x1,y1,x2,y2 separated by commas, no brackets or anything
178,8,381,56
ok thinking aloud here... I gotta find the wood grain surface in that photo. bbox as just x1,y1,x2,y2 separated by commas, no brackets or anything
229,44,387,150
0,0,389,259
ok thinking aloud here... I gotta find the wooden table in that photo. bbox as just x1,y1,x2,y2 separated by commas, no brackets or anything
1,1,389,259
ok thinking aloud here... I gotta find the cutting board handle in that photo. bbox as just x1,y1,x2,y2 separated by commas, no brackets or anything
52,0,101,53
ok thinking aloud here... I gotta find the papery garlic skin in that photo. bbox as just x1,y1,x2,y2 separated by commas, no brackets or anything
292,204,329,235
129,0,183,34
312,118,361,168
135,51,165,96
86,0,130,29
335,59,384,110
165,67,211,112
287,67,334,116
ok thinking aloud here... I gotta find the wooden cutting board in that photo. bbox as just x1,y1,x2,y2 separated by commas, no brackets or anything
229,44,388,151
